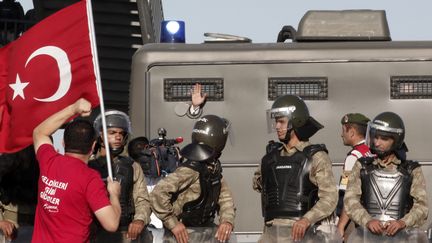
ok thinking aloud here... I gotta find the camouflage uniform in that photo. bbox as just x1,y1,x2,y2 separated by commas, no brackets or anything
344,157,428,228
150,165,236,230
253,140,338,226
0,203,17,227
128,160,152,225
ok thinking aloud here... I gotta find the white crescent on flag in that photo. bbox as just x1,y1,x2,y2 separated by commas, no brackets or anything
25,46,72,102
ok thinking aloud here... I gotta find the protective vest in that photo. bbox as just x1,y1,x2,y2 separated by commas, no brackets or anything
178,160,222,227
261,144,327,222
89,155,135,227
359,157,419,221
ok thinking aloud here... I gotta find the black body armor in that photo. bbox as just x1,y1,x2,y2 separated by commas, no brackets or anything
359,157,419,221
178,160,222,227
89,155,135,228
261,144,327,222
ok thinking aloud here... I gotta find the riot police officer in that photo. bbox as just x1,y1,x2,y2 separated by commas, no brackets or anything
150,114,236,243
344,112,428,238
253,94,338,242
89,110,151,242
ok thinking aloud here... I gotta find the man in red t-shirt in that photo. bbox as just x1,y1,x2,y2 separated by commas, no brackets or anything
31,98,121,243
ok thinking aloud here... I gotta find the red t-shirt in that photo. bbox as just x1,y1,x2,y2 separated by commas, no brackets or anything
32,144,110,243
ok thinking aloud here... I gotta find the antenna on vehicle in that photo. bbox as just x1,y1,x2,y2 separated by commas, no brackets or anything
204,32,251,43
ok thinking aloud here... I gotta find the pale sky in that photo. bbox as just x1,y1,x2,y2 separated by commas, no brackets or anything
162,0,432,43
18,0,32,12
19,0,432,43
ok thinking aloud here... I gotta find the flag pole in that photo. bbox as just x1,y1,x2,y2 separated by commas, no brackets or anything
86,0,113,179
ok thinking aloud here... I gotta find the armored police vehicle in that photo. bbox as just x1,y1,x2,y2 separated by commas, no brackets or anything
129,10,432,236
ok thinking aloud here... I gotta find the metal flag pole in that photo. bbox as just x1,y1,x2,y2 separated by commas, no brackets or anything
86,0,113,179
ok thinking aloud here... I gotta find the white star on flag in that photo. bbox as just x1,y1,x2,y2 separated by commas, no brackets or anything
9,74,30,100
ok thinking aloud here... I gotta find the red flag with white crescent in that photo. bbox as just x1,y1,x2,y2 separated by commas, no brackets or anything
0,0,100,153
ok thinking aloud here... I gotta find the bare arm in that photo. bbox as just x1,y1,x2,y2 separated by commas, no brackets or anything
94,177,121,232
336,209,351,237
33,98,91,152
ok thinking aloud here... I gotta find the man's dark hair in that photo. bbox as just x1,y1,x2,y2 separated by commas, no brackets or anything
128,136,149,161
346,123,367,138
64,120,96,155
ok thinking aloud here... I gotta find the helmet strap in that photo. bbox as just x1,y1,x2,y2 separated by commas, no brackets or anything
372,148,392,160
279,128,293,144
97,135,127,157
110,146,124,157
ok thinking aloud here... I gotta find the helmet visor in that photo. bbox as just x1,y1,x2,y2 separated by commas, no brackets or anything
266,107,294,133
94,110,132,137
366,122,402,155
369,122,404,134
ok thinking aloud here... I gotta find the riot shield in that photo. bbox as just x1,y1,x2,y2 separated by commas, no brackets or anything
91,227,153,243
259,224,342,243
347,226,428,243
148,227,238,243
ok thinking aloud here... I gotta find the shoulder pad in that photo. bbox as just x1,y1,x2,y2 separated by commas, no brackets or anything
358,157,375,164
358,157,376,172
180,143,215,162
358,156,374,165
117,155,134,165
180,160,210,176
400,160,420,174
303,144,327,158
266,140,283,154
88,157,106,167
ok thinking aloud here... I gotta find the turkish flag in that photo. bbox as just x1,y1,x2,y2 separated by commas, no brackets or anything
0,0,100,153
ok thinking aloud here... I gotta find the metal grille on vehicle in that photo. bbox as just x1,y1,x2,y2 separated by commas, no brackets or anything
391,76,432,99
164,78,224,102
268,77,328,100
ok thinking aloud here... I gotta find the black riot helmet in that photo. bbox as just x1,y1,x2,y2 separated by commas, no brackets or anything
93,110,132,156
191,115,230,155
367,112,405,158
266,95,323,143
